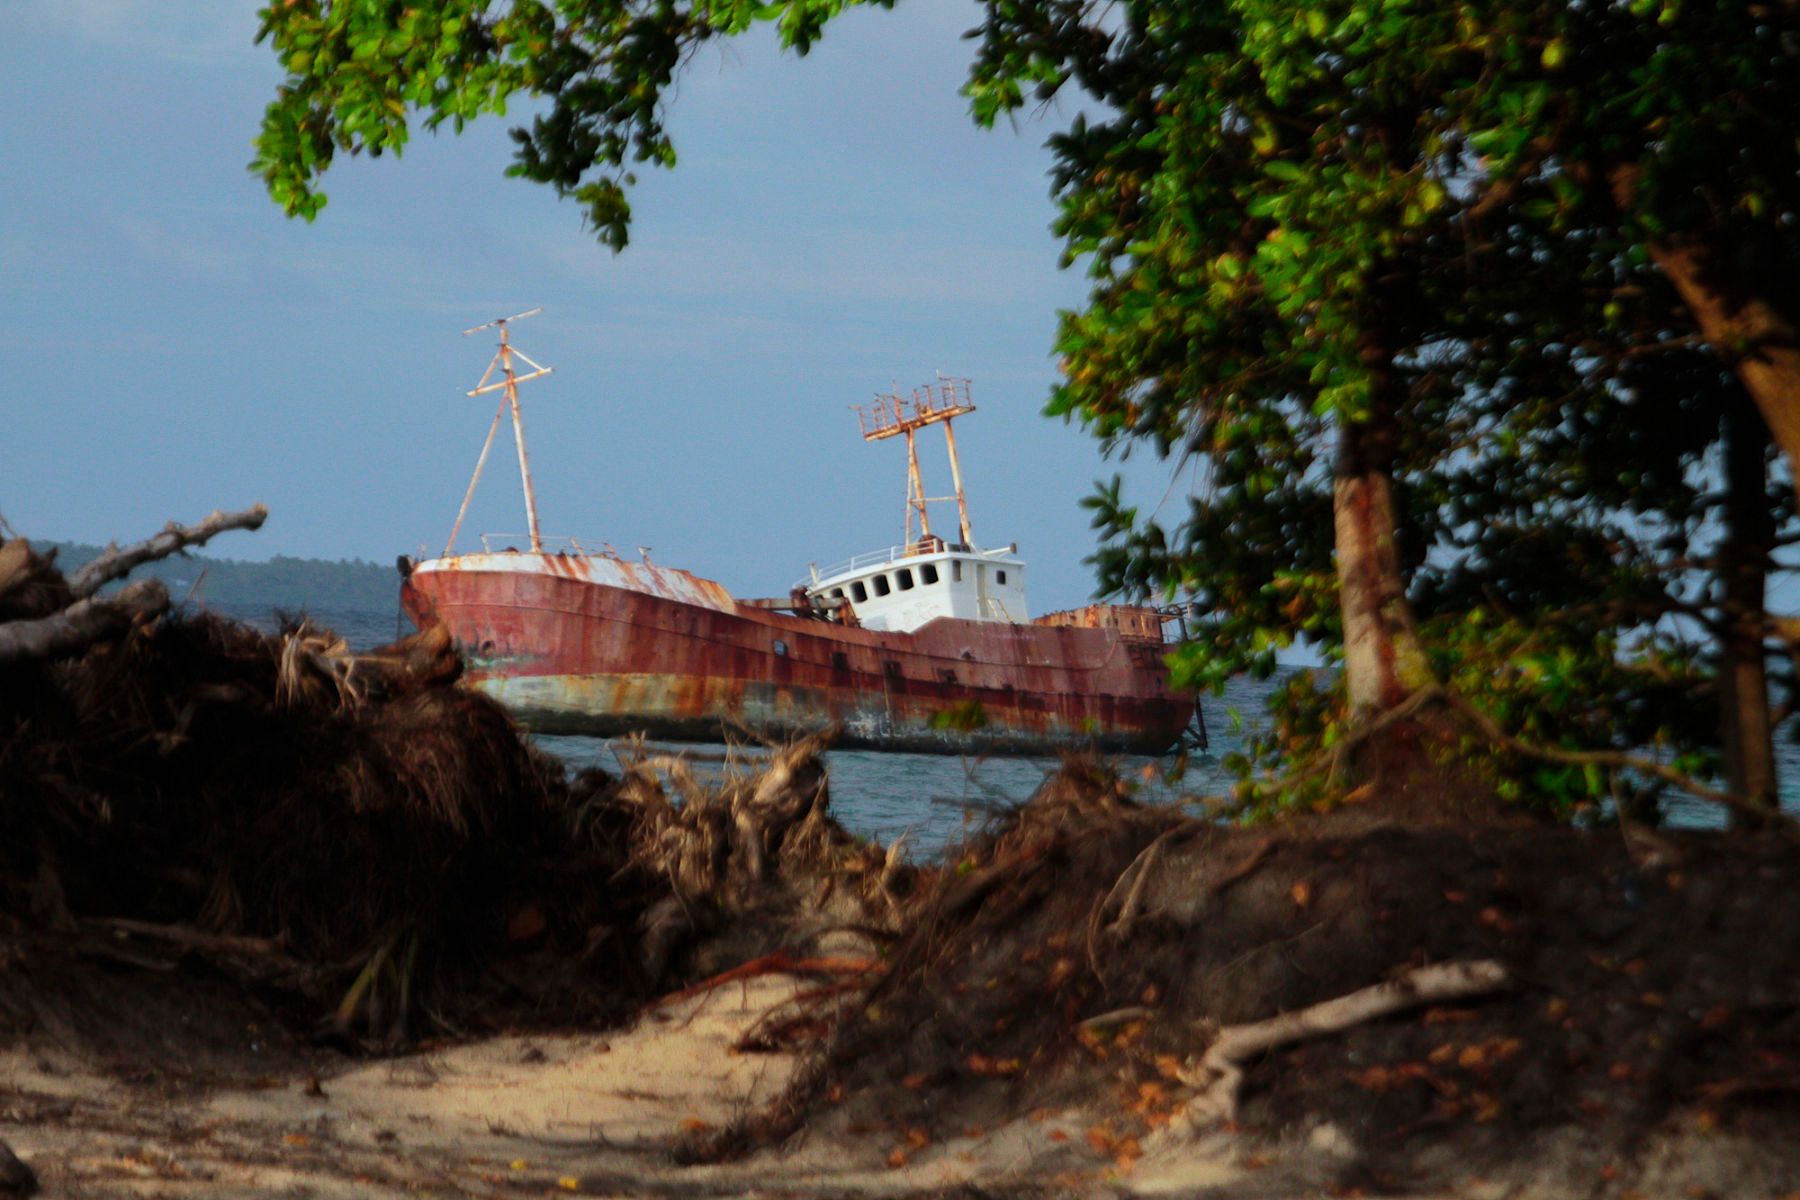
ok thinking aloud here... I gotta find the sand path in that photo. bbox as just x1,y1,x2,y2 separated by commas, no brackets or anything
2,974,1210,1198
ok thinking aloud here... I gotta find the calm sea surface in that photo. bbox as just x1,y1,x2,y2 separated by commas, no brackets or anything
210,601,1793,854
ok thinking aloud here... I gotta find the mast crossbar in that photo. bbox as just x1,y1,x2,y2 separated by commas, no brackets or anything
470,366,552,396
852,374,978,550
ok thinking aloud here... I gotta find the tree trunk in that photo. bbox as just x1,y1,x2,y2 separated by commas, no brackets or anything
1651,240,1800,509
1607,167,1800,511
1334,395,1433,722
1716,400,1778,825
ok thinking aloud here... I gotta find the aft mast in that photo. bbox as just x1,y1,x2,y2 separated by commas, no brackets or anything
854,375,977,549
446,308,554,555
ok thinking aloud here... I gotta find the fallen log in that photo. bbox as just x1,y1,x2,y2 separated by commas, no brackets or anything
1175,959,1511,1127
65,504,267,599
0,578,168,664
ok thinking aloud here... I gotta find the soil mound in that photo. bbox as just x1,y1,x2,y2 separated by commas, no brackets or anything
766,759,1800,1190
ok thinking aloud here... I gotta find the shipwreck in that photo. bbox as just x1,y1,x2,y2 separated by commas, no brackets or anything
400,310,1196,755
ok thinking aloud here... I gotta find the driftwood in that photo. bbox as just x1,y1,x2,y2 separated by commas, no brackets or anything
0,578,168,664
65,505,267,599
1175,959,1511,1127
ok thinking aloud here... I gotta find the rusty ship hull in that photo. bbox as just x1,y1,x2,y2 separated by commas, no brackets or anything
402,552,1192,756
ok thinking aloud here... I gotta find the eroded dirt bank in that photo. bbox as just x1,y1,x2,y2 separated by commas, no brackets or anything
8,764,1799,1199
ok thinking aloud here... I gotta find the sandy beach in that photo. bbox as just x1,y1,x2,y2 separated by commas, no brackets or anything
2,972,1220,1198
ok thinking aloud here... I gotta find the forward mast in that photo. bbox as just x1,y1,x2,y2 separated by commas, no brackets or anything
446,307,554,555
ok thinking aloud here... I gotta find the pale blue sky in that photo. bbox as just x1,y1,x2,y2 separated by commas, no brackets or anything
0,1,1195,613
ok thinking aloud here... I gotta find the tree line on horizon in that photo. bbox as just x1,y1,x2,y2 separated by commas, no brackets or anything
250,0,1799,824
47,541,400,612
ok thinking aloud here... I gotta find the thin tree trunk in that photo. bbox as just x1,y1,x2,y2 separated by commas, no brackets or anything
1717,400,1778,825
1334,373,1433,723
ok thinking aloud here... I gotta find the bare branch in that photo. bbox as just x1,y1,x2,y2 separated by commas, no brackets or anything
66,505,268,599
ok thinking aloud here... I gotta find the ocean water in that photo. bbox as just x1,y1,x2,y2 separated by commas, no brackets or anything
531,676,1276,859
207,601,1791,853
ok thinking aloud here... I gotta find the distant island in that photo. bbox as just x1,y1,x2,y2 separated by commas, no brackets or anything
46,541,400,613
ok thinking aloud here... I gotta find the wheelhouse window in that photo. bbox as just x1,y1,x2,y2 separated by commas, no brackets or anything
952,561,963,582
851,581,868,603
920,563,939,585
896,568,914,591
996,569,1008,585
873,574,892,597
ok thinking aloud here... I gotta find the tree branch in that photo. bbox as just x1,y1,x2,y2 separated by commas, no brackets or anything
66,505,267,599
1239,684,1795,836
1435,689,1795,835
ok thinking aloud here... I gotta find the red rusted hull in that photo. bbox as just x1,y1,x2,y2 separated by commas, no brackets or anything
403,555,1193,756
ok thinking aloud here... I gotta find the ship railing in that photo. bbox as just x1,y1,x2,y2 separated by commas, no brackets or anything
803,539,1017,587
807,543,947,585
476,533,610,556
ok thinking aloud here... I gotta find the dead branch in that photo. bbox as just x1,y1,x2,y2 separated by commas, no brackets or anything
648,951,882,1010
0,578,168,663
65,504,267,599
1176,960,1511,1127
85,916,286,959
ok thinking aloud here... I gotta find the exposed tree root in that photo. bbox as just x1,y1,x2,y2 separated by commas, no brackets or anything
732,976,873,1053
1173,959,1512,1127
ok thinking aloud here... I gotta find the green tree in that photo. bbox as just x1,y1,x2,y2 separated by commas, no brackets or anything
960,0,1796,811
255,0,885,251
